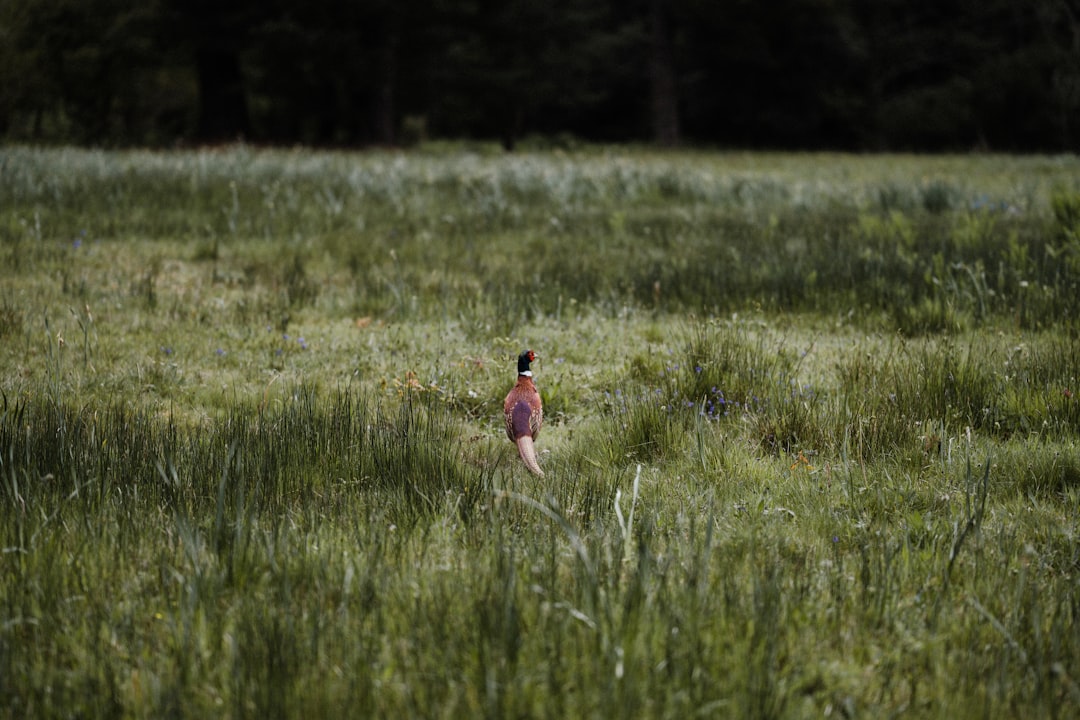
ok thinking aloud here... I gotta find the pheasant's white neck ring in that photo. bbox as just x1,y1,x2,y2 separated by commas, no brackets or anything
519,370,533,377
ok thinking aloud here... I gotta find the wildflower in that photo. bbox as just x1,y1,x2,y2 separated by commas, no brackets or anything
216,348,226,356
392,371,425,396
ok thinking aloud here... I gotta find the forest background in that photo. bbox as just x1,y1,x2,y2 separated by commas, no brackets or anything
2,0,1079,152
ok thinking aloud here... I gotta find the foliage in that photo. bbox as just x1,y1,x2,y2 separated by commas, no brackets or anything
1,0,1079,150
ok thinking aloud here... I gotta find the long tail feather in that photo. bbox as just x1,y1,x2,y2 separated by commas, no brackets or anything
515,435,545,476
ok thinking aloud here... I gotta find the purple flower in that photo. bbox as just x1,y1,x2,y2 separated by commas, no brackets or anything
216,348,226,356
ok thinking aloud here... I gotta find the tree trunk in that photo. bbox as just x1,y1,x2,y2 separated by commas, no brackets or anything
649,0,680,146
500,104,524,152
195,46,250,142
373,23,400,146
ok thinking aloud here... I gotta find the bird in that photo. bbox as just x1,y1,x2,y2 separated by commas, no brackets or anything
503,349,544,476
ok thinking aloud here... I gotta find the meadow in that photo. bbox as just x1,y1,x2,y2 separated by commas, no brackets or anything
1,145,1079,719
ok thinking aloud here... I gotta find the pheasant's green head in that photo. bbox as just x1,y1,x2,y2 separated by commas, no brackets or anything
517,350,536,374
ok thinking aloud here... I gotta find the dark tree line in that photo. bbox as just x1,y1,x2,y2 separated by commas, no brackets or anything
2,0,1078,151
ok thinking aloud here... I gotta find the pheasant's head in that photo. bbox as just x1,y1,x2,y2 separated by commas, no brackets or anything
517,350,536,375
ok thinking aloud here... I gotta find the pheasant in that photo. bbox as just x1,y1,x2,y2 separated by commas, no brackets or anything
504,349,544,476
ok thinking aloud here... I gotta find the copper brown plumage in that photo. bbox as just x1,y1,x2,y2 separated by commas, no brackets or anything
503,349,544,476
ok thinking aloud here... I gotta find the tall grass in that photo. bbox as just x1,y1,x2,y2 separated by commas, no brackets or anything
1,147,1078,718
3,371,1079,717
3,147,1078,329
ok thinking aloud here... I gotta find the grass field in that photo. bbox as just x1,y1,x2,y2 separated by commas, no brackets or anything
2,145,1079,718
